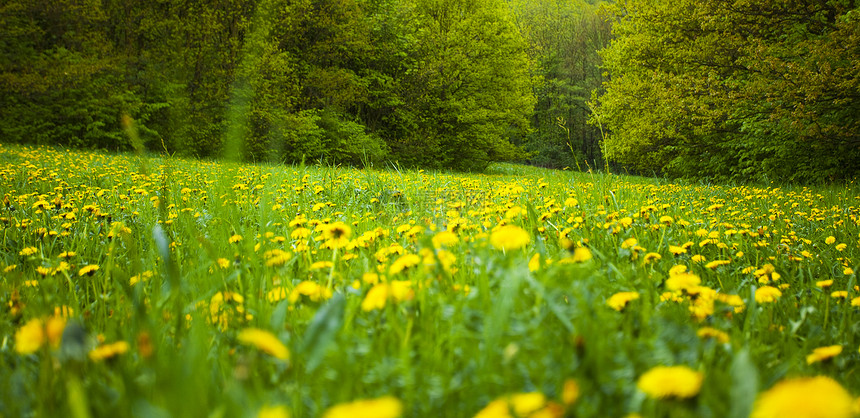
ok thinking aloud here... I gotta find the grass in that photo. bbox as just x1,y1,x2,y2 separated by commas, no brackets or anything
1,142,859,417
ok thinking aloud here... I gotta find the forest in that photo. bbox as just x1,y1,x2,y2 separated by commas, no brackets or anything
1,0,858,180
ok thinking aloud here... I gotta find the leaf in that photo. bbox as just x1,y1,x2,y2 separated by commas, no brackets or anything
730,348,758,418
269,298,290,331
301,293,346,373
523,274,574,334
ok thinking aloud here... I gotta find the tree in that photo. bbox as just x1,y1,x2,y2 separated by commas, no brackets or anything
593,0,860,181
0,0,162,151
391,0,536,171
508,0,612,170
0,0,537,171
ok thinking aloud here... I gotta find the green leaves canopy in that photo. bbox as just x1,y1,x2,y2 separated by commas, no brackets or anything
0,0,536,171
593,0,860,181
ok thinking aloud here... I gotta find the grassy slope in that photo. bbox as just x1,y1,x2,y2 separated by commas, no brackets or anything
1,143,858,417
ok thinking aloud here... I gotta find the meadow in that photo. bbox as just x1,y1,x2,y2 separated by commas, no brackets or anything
1,142,859,417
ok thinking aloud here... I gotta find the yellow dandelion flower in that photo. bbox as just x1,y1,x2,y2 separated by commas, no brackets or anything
705,259,730,269
288,281,331,304
362,273,381,285
310,260,334,270
404,225,423,238
237,328,289,361
751,376,855,418
714,293,745,313
474,392,560,418
844,267,854,275
361,281,413,311
217,258,231,269
435,250,457,273
825,236,836,245
395,224,412,235
836,243,847,251
362,283,390,311
696,327,729,343
816,279,834,288
636,366,703,399
755,286,782,304
322,396,403,418
490,225,530,251
643,252,662,263
832,291,848,299
15,318,46,354
806,345,842,365
389,254,421,275
661,291,684,303
665,273,701,292
562,379,579,406
89,341,130,361
258,405,290,418
607,292,640,311
45,315,66,348
341,253,357,261
32,200,50,210
668,264,688,276
558,247,593,264
19,247,38,256
263,249,293,267
432,230,459,248
288,216,307,227
668,245,687,255
291,227,311,239
321,221,352,249
505,206,524,219
78,264,99,276
691,254,706,263
229,234,243,243
528,254,541,272
389,280,414,302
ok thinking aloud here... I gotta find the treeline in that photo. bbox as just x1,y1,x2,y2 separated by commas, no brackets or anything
510,0,611,171
0,0,610,171
593,0,860,182
5,0,857,180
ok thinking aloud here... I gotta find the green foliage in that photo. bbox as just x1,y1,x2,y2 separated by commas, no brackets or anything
593,0,860,182
1,0,536,171
379,0,535,171
0,0,167,152
509,0,612,170
317,110,389,166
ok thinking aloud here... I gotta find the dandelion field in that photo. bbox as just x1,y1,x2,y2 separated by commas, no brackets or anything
2,143,860,417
